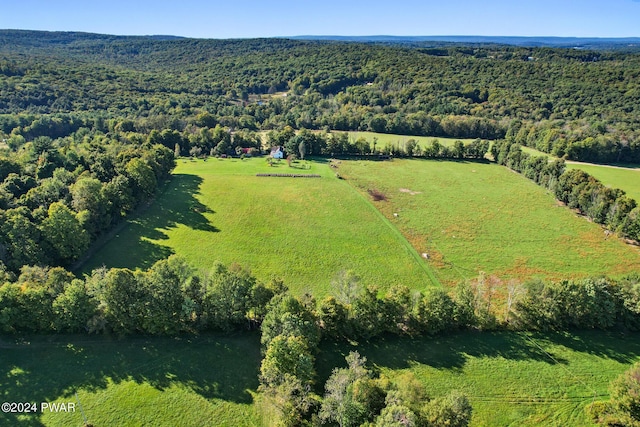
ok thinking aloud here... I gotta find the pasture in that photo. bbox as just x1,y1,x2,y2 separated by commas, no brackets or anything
82,157,437,295
343,131,477,150
337,158,640,284
317,330,640,426
517,147,640,203
0,334,261,427
3,330,639,426
566,162,640,203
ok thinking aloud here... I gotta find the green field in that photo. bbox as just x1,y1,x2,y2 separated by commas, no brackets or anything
343,131,478,150
0,334,262,427
317,331,640,427
83,156,640,290
338,158,640,284
566,162,640,203
516,147,640,203
2,331,639,426
82,157,437,295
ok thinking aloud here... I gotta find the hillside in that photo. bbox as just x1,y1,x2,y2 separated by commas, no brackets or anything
1,30,640,163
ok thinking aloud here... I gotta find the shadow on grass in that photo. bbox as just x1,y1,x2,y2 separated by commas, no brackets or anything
538,330,640,364
0,333,261,426
85,174,219,271
315,330,640,385
139,174,218,234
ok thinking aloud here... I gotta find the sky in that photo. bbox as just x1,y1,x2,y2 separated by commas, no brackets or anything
1,0,639,39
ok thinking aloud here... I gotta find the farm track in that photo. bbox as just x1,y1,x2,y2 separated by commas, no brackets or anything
337,175,442,287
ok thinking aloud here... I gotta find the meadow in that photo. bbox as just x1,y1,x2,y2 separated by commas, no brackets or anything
0,334,262,427
317,330,640,427
337,158,640,284
343,131,477,150
81,157,438,295
2,330,639,426
519,146,640,203
566,162,640,203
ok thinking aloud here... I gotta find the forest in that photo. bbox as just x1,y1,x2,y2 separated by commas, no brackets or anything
1,30,640,163
2,31,640,426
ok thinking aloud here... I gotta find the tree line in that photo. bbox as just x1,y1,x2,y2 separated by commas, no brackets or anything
492,139,640,242
2,257,639,424
0,123,174,272
504,119,640,164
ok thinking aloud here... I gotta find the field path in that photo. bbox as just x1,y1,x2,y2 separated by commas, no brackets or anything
566,160,640,171
336,176,442,287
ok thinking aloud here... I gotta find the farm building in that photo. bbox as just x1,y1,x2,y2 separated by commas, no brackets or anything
270,146,284,159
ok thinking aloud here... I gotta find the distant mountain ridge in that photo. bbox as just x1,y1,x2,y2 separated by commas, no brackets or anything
1,30,639,51
290,35,640,49
0,29,184,46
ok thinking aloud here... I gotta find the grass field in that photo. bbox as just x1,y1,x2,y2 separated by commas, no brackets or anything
517,147,640,203
3,330,638,426
0,333,262,427
337,158,640,284
566,162,640,203
317,330,640,427
343,131,478,150
81,157,437,295
259,130,478,153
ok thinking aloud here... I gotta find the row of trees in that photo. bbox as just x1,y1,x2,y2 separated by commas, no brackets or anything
492,140,640,241
266,126,491,160
2,259,639,338
0,131,174,271
2,257,639,424
0,257,280,334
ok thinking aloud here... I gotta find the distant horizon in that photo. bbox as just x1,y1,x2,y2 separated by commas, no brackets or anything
1,1,639,39
3,29,640,43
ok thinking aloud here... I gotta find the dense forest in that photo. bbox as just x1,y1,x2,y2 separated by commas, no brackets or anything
1,30,640,163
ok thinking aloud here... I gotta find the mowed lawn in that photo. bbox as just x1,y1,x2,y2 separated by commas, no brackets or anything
317,330,640,427
337,159,640,284
0,334,262,427
566,162,640,203
82,157,436,295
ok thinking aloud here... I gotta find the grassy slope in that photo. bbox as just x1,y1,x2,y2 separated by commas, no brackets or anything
518,147,640,203
344,131,477,148
566,163,640,203
259,130,476,151
0,334,262,427
2,331,639,426
82,157,437,295
337,158,640,284
317,330,640,427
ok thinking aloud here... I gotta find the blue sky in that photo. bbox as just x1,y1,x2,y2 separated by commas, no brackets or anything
1,0,639,38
